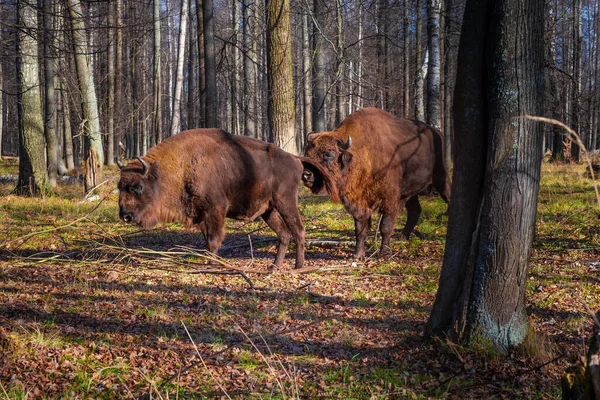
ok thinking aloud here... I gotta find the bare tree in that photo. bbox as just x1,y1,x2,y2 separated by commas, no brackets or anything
415,0,425,120
16,0,48,195
152,0,162,143
312,0,326,132
426,0,442,128
43,0,59,187
204,0,218,127
170,0,189,136
302,10,311,134
266,0,296,153
571,0,582,162
67,0,104,167
242,0,257,137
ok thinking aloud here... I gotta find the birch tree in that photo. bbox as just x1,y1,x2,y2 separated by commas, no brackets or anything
170,0,189,136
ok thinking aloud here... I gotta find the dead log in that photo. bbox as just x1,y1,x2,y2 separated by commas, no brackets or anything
562,311,600,399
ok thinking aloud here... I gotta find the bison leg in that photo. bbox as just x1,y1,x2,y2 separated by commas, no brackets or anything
379,209,399,257
204,211,227,254
262,209,292,268
353,213,371,259
401,196,422,240
273,204,305,269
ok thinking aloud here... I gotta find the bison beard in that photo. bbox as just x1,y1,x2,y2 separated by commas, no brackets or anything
300,108,451,259
118,129,306,269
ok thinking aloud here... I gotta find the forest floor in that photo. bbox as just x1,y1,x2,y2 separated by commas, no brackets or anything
0,159,599,399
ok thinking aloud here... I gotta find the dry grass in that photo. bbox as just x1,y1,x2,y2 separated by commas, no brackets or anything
0,160,598,398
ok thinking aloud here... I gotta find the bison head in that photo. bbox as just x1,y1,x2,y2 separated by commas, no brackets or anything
300,132,353,203
117,156,161,228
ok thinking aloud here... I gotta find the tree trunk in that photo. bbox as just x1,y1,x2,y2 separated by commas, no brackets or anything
60,79,75,171
425,0,544,352
547,0,563,161
43,0,58,186
403,1,410,117
266,0,296,154
152,0,162,144
415,0,425,120
170,0,189,136
312,0,326,132
302,10,312,135
242,0,256,137
67,0,104,168
426,0,442,128
203,0,218,127
334,0,344,127
415,48,428,121
443,0,458,168
571,0,582,162
16,0,49,196
106,0,116,164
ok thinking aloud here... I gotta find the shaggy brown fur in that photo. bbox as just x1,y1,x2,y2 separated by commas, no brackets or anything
118,129,306,269
301,108,451,259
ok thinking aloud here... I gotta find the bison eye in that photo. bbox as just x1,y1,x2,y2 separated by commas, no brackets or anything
130,183,144,195
323,151,336,163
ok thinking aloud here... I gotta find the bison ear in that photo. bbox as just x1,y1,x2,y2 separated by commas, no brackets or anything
148,161,160,181
340,151,353,170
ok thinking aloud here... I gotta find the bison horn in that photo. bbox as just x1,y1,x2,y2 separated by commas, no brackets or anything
136,156,149,176
116,158,125,170
339,135,352,150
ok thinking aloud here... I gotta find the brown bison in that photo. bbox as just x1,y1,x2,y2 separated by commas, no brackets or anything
300,108,451,259
118,128,306,269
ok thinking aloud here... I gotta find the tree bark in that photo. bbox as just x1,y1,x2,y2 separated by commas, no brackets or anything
302,10,312,135
16,0,49,196
203,0,218,127
170,0,189,136
152,0,162,144
403,1,410,117
334,0,344,127
426,0,442,128
443,0,459,168
106,0,116,164
242,0,256,137
425,0,545,352
570,0,582,162
312,0,326,132
415,0,425,120
43,0,58,186
266,0,296,154
67,0,104,168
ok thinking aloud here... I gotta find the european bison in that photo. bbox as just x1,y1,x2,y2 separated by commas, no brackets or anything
118,128,306,269
301,108,451,259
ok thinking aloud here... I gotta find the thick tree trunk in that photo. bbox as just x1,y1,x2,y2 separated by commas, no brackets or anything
425,0,544,352
232,0,241,135
312,0,326,132
170,0,189,136
426,0,442,128
16,0,48,196
242,0,256,137
67,0,104,167
196,0,205,128
266,0,296,154
115,0,123,151
203,0,218,127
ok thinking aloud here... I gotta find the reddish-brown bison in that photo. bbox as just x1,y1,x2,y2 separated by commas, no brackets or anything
301,108,451,259
118,128,306,269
